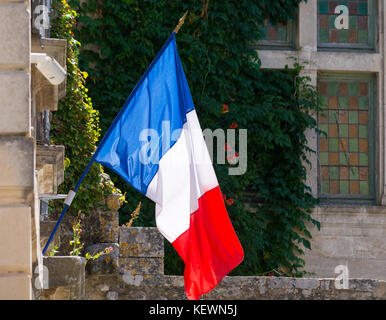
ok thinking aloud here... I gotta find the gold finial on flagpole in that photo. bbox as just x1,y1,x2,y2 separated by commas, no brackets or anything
173,10,189,34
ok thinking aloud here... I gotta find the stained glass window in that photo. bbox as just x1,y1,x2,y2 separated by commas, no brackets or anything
318,0,376,51
257,17,295,50
318,74,375,202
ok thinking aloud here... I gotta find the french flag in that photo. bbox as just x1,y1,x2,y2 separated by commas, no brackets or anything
94,33,244,300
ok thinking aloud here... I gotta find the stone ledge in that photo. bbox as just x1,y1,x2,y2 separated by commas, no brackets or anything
43,256,85,300
36,145,65,195
0,273,31,300
85,274,386,300
120,257,164,275
314,206,386,214
119,227,164,258
43,256,85,288
32,37,67,102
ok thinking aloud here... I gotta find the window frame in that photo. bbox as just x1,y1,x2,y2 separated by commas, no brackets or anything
317,0,378,53
255,18,297,51
317,72,377,205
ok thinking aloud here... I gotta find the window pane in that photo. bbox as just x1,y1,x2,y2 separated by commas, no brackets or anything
257,17,295,49
318,0,376,51
318,75,374,200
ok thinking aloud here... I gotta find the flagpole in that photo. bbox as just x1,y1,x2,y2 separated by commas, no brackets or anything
42,154,97,255
43,11,189,255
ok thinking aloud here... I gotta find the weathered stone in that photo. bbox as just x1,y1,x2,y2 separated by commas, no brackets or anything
320,279,331,290
119,227,164,258
32,65,59,112
295,278,319,289
106,194,123,210
348,279,379,292
40,221,60,255
0,3,30,66
0,273,31,300
53,213,75,256
267,276,296,289
0,137,34,190
80,227,386,300
85,243,119,275
374,281,386,299
43,256,85,287
56,207,119,255
86,270,386,300
0,72,30,135
79,206,119,245
85,274,120,300
36,145,65,194
0,206,32,275
122,271,144,287
31,37,67,101
43,256,85,300
120,257,164,275
106,291,119,300
303,207,386,281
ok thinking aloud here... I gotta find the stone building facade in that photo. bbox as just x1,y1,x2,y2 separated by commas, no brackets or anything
1,0,386,300
0,0,66,299
256,0,386,279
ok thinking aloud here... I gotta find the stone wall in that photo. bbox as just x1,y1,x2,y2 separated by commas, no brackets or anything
41,256,86,300
303,206,386,280
83,227,386,300
0,0,36,300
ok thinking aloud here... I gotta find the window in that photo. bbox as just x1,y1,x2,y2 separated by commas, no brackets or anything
318,0,376,51
318,73,375,204
257,17,296,50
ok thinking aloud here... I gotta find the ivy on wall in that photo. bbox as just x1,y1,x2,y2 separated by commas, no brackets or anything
49,0,122,218
62,0,321,277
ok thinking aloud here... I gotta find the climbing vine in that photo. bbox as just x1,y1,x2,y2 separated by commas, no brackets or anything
61,0,321,277
49,0,123,218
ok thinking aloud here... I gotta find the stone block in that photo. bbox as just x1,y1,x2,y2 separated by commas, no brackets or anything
0,137,34,189
43,256,85,300
36,144,65,194
295,278,320,289
106,193,123,210
31,37,67,100
0,72,30,135
43,256,85,287
304,208,386,281
40,221,60,254
80,206,119,245
303,253,386,280
0,273,31,300
32,65,59,112
267,276,296,289
120,257,164,275
85,243,119,275
119,227,164,258
0,2,30,66
85,274,121,300
349,279,379,292
0,206,32,274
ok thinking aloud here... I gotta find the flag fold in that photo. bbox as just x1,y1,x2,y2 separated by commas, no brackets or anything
94,33,244,300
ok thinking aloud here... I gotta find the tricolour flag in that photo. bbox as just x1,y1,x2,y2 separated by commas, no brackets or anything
94,33,244,300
